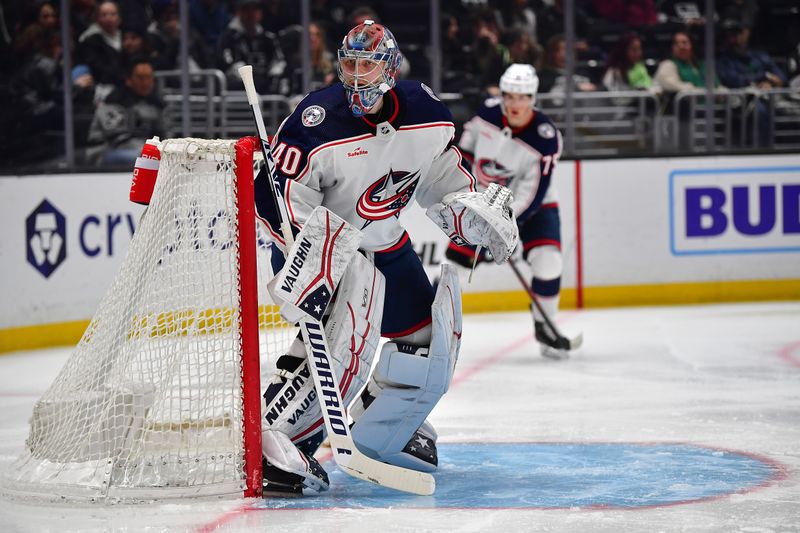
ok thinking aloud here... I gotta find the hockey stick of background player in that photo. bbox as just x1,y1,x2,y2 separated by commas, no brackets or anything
238,65,435,496
508,258,583,351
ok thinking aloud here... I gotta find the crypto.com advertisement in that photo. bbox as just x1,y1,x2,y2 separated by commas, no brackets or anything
0,173,144,329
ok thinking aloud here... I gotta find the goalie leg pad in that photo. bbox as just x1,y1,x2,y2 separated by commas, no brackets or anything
262,253,385,455
351,264,462,472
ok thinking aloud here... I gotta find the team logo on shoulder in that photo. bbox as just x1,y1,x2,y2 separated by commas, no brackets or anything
537,123,556,139
301,105,326,127
421,83,440,101
484,96,502,108
356,168,421,227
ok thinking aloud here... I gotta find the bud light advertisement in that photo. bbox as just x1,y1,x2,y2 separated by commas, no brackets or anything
670,166,800,255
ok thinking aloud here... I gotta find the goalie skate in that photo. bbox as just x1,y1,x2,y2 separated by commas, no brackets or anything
262,453,329,497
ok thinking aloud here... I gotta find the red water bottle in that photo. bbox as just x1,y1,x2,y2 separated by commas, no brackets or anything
130,136,161,205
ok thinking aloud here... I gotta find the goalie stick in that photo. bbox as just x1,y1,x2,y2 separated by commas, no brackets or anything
238,65,435,496
508,258,583,351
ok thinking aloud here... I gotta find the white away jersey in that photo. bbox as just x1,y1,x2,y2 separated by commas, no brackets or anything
255,81,476,251
459,97,562,222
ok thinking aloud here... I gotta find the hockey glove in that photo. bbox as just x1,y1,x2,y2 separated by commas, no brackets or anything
426,183,519,264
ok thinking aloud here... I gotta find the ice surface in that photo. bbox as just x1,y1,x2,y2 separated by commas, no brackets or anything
1,302,798,532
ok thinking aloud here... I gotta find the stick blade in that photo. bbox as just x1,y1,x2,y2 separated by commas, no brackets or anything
568,332,584,350
341,454,435,496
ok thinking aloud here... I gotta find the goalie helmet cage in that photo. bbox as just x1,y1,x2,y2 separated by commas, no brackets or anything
1,137,294,503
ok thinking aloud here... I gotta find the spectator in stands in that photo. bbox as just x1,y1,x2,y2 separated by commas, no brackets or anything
5,25,63,163
470,6,510,95
121,23,152,62
534,0,602,64
71,0,98,38
716,18,787,147
77,0,124,88
116,0,150,35
217,0,287,94
190,0,230,51
440,12,474,93
654,30,721,92
12,2,59,50
495,0,537,42
602,32,658,93
505,27,541,69
287,21,335,95
538,34,597,94
89,57,164,165
149,0,210,71
34,2,58,31
716,19,786,91
718,0,759,37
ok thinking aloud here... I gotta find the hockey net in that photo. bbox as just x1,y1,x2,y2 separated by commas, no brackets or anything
1,137,294,503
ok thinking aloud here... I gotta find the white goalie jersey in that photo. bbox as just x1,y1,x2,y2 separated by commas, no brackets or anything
459,97,563,222
255,80,477,252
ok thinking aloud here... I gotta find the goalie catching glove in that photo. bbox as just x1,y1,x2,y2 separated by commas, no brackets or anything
426,183,519,264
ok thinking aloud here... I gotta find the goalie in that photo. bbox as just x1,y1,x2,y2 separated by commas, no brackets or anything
254,21,518,495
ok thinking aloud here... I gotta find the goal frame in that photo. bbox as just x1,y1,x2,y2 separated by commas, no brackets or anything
0,136,269,502
235,136,263,498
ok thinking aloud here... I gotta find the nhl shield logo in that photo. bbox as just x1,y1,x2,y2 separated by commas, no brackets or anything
302,105,326,127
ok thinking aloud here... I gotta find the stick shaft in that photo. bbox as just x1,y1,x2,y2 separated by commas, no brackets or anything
508,258,565,339
239,65,294,248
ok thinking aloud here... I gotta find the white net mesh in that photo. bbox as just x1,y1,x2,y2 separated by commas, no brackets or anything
1,138,295,502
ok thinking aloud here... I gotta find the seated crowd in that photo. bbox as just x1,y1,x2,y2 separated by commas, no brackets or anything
0,0,797,166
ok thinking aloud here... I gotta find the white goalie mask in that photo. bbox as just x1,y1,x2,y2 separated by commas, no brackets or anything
499,63,539,109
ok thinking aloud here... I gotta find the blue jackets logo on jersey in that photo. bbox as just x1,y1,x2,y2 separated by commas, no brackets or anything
476,158,515,188
356,168,421,225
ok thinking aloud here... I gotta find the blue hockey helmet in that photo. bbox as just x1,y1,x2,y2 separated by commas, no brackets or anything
337,20,403,117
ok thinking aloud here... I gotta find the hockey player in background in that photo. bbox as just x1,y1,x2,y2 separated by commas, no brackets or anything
254,21,519,495
446,63,572,360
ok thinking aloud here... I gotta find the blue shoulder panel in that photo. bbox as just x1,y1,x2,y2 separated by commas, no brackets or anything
276,83,367,153
476,98,504,128
396,80,454,126
516,110,560,157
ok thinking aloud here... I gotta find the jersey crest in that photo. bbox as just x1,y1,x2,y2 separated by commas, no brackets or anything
302,105,326,127
356,168,421,226
475,158,515,188
537,122,556,139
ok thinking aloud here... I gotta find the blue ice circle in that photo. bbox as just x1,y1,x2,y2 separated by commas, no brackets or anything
259,443,782,510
